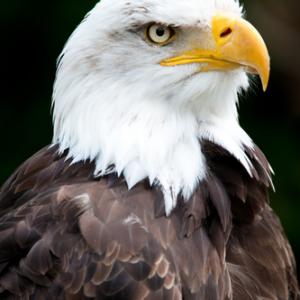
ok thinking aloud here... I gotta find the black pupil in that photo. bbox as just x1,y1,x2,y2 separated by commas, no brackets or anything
156,27,165,37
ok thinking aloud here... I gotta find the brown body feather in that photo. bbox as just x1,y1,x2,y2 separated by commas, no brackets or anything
0,142,298,299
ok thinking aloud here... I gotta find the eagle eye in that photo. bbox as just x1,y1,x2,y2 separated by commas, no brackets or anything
146,24,175,45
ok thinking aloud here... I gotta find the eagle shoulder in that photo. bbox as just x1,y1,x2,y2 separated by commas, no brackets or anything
203,141,299,299
0,144,298,299
0,146,184,299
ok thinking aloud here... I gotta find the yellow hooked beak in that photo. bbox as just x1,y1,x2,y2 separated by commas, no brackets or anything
160,14,270,91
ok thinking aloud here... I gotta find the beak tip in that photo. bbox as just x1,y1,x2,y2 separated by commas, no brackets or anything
262,78,269,92
261,70,270,92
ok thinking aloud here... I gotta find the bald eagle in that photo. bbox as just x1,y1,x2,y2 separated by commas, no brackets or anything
0,0,299,299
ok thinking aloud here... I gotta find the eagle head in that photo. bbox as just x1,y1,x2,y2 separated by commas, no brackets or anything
52,0,270,215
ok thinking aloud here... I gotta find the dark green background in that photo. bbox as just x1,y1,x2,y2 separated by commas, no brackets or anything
1,0,300,278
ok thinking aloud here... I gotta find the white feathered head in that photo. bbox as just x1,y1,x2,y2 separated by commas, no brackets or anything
52,0,270,214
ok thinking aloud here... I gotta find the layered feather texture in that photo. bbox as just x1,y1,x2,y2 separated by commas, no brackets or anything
0,143,298,299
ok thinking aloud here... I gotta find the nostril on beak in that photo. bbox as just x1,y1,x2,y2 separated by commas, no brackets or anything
220,27,232,38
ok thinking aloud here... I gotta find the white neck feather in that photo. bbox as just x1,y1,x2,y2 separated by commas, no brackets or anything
53,64,253,215
52,0,253,214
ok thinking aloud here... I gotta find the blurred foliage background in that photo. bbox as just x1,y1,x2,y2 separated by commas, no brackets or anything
1,0,300,278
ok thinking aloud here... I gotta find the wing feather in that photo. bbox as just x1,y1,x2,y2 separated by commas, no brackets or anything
0,143,298,299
